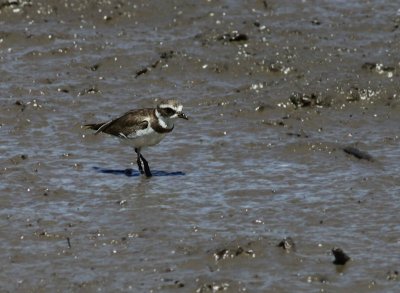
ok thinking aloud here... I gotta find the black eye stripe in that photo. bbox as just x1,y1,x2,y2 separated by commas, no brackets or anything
160,107,176,116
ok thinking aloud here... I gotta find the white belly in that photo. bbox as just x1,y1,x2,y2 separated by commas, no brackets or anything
123,127,166,149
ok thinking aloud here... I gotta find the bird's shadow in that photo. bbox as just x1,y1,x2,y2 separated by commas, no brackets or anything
92,167,185,177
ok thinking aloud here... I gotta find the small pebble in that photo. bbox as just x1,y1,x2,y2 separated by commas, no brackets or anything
332,247,350,265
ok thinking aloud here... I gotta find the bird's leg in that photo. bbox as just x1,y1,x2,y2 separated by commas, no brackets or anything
139,153,152,177
135,148,144,174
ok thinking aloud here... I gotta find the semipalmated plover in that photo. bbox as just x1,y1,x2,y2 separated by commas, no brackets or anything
85,99,188,177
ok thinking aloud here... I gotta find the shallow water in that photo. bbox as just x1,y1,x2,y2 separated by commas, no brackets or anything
1,0,400,292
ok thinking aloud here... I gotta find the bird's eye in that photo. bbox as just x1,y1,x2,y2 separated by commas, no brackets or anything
165,108,175,116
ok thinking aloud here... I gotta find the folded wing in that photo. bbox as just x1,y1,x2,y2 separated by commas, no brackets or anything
85,109,150,138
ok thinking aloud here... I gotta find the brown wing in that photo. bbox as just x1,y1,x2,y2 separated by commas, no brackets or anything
90,109,151,138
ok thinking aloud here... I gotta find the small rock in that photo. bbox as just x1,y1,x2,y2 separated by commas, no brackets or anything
218,31,248,42
332,247,350,265
14,100,26,111
229,32,248,42
174,280,184,288
347,86,361,101
286,132,309,138
213,245,255,260
196,282,229,293
135,67,148,78
78,87,100,96
311,19,321,25
235,246,244,256
268,62,283,73
378,64,395,72
307,274,328,283
117,200,127,205
386,270,399,281
214,248,229,261
160,50,175,60
255,105,265,112
277,237,295,251
343,146,373,161
362,62,377,71
289,92,327,108
90,64,100,71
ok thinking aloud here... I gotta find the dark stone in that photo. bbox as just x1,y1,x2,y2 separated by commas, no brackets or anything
135,51,174,78
0,0,21,10
174,280,184,288
213,245,255,260
218,31,249,42
347,86,361,101
255,105,265,112
66,237,71,248
15,100,26,111
268,62,282,72
229,32,248,42
343,146,373,161
277,237,295,251
386,270,399,281
90,64,100,71
289,92,326,108
361,62,376,70
381,65,395,72
214,248,229,260
332,247,350,265
235,246,244,256
286,132,309,138
311,19,321,25
79,87,100,95
135,67,148,78
160,50,175,60
361,62,394,72
197,283,229,293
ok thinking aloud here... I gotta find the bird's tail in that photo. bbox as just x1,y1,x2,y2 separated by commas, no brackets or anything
84,120,113,134
84,122,105,131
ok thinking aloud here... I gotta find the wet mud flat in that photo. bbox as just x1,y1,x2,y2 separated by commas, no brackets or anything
1,0,400,292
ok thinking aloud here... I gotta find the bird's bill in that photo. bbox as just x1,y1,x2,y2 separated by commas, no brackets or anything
178,112,188,120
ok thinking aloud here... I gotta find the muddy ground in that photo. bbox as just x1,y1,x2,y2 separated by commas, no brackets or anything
1,0,400,292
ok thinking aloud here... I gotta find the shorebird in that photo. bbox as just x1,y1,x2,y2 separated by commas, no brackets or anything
85,99,188,177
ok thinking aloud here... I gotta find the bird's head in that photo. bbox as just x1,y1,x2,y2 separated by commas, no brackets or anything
156,99,188,120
